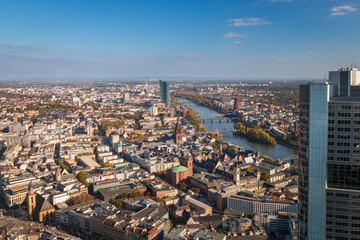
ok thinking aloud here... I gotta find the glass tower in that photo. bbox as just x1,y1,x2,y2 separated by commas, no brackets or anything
159,80,170,107
299,67,360,240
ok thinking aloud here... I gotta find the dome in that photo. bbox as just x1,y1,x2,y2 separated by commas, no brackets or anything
169,165,188,173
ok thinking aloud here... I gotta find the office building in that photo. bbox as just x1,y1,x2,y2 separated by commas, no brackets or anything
160,80,170,107
299,66,360,240
227,195,298,215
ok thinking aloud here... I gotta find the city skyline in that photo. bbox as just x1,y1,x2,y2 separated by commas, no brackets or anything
1,0,360,81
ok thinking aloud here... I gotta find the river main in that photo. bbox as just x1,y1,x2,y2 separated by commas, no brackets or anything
178,97,298,160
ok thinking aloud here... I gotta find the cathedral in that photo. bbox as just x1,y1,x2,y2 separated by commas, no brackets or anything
27,182,55,222
167,153,193,186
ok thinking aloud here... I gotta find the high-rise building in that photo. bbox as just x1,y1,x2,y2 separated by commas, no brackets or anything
299,66,360,240
234,97,240,111
159,80,170,107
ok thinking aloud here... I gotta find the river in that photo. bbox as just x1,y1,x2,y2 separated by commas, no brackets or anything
178,97,298,160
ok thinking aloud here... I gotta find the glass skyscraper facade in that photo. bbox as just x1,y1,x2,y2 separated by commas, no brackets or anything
299,67,360,240
159,80,170,107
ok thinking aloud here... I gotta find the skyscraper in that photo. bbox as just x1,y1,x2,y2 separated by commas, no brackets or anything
299,67,360,240
159,80,170,107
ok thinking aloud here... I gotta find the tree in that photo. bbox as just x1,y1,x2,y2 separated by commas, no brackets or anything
239,112,246,122
260,171,271,183
115,191,144,199
208,132,222,141
77,171,90,187
101,163,113,168
176,182,188,192
227,145,237,153
209,142,220,150
109,198,123,209
59,161,69,172
68,194,94,206
150,196,165,204
92,129,98,135
234,122,246,135
261,155,275,164
246,167,255,174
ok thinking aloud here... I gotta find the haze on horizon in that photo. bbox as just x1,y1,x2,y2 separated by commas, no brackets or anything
1,0,360,81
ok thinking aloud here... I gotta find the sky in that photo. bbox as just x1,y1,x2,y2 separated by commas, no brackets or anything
1,0,360,81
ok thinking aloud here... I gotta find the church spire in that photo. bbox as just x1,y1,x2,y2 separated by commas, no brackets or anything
174,118,182,144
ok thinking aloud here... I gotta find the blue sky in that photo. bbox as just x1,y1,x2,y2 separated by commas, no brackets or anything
0,0,360,81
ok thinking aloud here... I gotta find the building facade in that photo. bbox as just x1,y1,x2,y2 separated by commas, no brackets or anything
299,67,360,240
167,154,193,186
160,80,170,107
227,195,298,215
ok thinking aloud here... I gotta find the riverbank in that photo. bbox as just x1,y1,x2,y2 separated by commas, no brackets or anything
177,97,298,160
176,95,298,149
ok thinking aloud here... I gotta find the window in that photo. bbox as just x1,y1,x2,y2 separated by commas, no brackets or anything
337,142,350,147
338,105,351,110
338,120,351,124
338,135,350,139
337,127,350,132
338,112,351,117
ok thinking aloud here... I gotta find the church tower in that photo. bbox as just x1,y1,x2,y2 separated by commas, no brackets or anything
55,168,61,182
235,164,241,186
174,118,182,144
27,182,36,219
186,153,193,176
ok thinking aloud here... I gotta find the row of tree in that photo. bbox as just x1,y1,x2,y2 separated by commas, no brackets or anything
234,122,276,145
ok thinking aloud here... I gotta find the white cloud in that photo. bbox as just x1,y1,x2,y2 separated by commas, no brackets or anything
227,18,271,26
233,41,242,44
223,32,245,38
331,5,357,16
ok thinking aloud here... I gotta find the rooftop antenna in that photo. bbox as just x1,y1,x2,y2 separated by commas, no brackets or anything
324,74,328,83
351,62,353,68
355,62,358,68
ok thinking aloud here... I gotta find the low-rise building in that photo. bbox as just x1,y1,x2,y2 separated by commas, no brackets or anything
227,195,298,215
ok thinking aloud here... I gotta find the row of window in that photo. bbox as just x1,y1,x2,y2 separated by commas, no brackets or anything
328,142,360,147
329,105,360,110
328,135,360,140
327,193,360,199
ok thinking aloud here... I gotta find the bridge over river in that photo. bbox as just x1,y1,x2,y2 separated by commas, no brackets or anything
178,97,298,160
